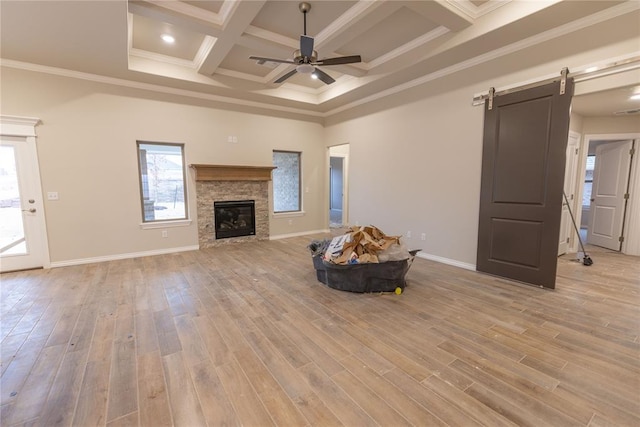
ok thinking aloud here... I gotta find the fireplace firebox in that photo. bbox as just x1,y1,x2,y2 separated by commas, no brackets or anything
214,200,256,239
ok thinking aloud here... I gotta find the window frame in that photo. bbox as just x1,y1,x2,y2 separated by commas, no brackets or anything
136,140,189,224
272,150,302,214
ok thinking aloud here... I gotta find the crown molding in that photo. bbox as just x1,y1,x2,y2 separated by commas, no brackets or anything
129,48,199,69
142,0,223,26
368,26,450,69
1,59,324,119
0,115,41,137
447,0,511,20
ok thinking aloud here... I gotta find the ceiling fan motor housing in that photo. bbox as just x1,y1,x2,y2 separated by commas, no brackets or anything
293,49,317,64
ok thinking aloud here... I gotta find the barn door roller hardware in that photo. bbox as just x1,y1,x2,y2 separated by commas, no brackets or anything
472,55,640,106
477,68,571,108
559,67,569,95
487,87,495,110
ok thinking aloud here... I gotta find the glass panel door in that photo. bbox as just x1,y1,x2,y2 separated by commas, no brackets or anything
0,132,46,272
0,145,28,256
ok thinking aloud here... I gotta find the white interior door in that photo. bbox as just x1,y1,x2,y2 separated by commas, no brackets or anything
0,117,48,272
559,131,580,255
587,140,633,250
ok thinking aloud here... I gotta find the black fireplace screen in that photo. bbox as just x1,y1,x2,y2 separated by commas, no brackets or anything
214,200,256,239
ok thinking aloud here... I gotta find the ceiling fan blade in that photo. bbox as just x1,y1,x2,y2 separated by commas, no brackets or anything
250,56,296,65
312,67,335,85
315,55,362,66
274,69,298,84
300,35,314,58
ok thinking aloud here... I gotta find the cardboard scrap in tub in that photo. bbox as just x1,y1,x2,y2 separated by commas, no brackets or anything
324,225,401,265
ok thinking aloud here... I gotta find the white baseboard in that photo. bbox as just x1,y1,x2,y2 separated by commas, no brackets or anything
415,251,476,271
47,241,476,274
49,245,200,268
270,229,331,240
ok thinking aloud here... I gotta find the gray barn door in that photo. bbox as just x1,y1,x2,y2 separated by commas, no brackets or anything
476,78,574,289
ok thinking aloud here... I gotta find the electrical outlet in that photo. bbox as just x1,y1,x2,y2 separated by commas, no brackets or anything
288,219,293,225
421,233,426,241
406,231,411,238
47,192,59,200
161,230,168,238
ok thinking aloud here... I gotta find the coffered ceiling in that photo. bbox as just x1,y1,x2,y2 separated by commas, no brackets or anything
1,1,639,119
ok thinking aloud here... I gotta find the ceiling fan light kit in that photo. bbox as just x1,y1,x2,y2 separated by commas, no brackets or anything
249,2,362,85
296,63,314,74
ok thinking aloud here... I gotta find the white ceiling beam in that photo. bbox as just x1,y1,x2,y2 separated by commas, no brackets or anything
405,0,474,31
314,1,402,55
198,1,266,76
128,1,224,36
238,27,299,61
135,0,222,25
366,0,560,75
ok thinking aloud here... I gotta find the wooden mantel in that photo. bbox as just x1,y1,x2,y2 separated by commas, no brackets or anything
190,164,276,181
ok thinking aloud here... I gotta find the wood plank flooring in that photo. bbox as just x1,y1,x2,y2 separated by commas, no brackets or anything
1,234,639,426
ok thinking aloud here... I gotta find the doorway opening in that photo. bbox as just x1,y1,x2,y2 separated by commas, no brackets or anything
329,144,349,228
579,138,635,251
0,117,49,272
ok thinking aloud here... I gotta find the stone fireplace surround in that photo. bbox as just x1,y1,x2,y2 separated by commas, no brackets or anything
191,165,275,248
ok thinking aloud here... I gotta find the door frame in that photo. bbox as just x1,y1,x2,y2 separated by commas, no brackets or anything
559,130,581,255
573,133,640,255
0,115,50,271
328,144,349,227
587,140,632,251
329,156,344,212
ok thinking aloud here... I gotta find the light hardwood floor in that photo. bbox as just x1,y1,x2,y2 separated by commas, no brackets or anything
1,234,639,426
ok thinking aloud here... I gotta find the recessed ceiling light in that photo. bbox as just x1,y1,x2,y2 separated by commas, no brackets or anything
630,93,640,101
161,34,175,44
584,66,598,73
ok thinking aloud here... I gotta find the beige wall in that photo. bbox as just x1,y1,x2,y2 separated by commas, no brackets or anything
1,68,326,264
2,9,638,267
324,25,640,266
582,115,640,135
325,86,485,266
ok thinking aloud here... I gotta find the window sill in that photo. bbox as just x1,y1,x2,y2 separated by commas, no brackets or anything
273,211,305,218
139,219,192,230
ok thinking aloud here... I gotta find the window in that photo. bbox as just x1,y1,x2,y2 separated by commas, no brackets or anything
583,155,595,207
272,150,301,213
137,141,187,222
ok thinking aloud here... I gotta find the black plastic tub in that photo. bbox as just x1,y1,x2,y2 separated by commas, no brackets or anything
309,244,419,293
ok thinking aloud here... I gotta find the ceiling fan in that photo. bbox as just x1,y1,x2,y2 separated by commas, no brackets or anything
249,2,361,85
